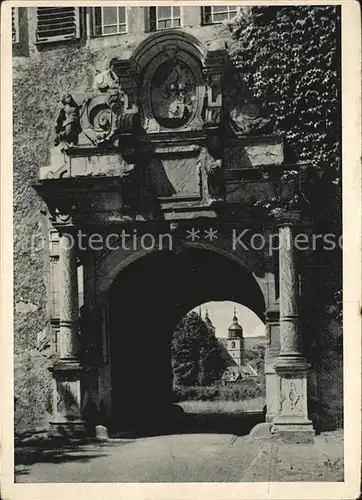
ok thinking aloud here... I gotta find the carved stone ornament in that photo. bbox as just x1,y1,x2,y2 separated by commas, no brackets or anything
141,49,206,133
164,44,179,62
54,94,81,147
151,59,197,129
206,158,224,202
229,101,272,136
54,208,73,225
93,66,120,93
80,90,125,146
53,59,140,149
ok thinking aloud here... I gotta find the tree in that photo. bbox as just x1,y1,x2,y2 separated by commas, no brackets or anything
171,312,227,386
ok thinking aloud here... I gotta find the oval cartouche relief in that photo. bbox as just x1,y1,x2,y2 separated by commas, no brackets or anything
150,59,197,129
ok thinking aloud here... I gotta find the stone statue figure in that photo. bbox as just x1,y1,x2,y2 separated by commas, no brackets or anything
206,158,224,202
54,94,81,146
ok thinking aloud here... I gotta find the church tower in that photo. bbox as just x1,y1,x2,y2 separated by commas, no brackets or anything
226,308,244,367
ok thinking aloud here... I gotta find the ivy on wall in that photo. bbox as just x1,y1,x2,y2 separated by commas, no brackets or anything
227,6,341,183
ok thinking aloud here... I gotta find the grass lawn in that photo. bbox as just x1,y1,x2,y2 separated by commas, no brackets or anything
179,397,265,414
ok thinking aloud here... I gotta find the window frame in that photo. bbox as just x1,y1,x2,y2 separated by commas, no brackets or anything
201,5,239,25
92,6,128,38
148,6,183,32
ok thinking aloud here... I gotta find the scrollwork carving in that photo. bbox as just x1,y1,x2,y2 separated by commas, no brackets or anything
53,58,140,149
80,91,124,146
80,89,140,146
54,208,73,225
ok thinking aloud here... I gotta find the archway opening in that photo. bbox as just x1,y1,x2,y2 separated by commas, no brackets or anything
107,247,266,435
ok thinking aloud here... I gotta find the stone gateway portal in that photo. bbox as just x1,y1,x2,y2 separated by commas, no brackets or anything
13,7,342,446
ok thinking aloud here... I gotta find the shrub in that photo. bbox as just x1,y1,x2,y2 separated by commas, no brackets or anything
227,6,341,182
173,382,263,402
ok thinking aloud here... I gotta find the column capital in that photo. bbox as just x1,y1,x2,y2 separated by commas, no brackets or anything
50,360,82,373
275,209,302,227
274,209,313,230
52,223,78,237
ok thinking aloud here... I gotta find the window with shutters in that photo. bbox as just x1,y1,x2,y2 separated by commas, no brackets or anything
92,7,127,37
36,7,81,43
201,6,238,25
148,6,182,31
12,8,20,44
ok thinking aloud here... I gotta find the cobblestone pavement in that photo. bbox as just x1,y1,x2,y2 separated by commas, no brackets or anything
240,430,344,482
15,430,343,483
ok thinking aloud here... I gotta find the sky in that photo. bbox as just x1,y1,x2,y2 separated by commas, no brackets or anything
192,301,265,338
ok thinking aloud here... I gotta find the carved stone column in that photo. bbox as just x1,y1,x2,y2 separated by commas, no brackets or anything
59,231,79,359
49,227,85,436
271,212,315,442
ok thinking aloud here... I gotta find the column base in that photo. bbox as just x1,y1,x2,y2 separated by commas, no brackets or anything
49,420,87,438
49,361,84,437
271,416,315,443
273,356,315,443
249,422,273,439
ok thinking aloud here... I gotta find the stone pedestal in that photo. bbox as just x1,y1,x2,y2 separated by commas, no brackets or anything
49,230,85,437
271,214,314,442
49,362,85,437
264,303,280,423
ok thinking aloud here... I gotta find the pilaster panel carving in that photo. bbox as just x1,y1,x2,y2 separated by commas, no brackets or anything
280,376,305,417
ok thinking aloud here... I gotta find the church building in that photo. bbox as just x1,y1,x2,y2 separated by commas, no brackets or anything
202,308,259,383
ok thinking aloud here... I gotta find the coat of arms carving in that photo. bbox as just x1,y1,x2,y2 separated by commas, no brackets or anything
151,60,197,129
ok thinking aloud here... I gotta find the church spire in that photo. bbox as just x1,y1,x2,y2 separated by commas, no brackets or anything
233,306,238,323
228,306,243,339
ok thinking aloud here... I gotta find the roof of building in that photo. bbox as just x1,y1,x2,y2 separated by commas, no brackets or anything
221,366,241,381
221,363,260,382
